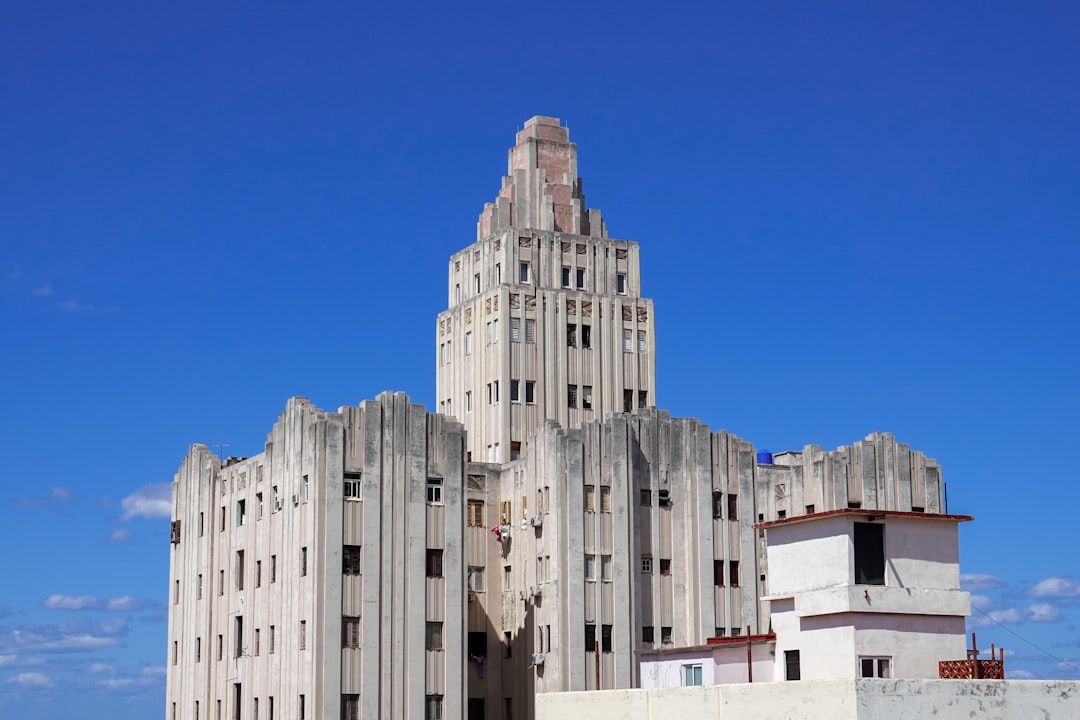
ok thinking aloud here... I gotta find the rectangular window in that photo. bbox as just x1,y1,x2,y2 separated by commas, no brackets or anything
197,636,202,662
174,579,180,604
683,664,703,686
576,267,585,289
727,494,738,520
299,620,306,651
198,574,203,599
426,549,444,578
426,622,443,650
584,553,596,581
343,545,361,575
467,566,485,592
643,626,654,643
785,650,801,680
624,389,634,412
616,273,626,294
524,381,535,404
601,624,612,653
584,623,596,650
712,491,723,519
299,696,305,720
474,273,481,294
503,565,511,591
426,477,443,503
234,616,243,658
714,559,725,586
465,391,473,413
173,640,178,664
582,385,593,410
622,329,632,352
510,317,521,342
567,323,577,347
567,384,578,408
219,569,224,596
601,554,612,582
300,547,307,577
641,556,652,573
525,319,535,343
660,558,671,575
519,262,530,283
254,628,260,656
220,507,226,531
467,500,485,527
854,523,886,585
639,390,648,409
344,472,361,499
661,626,672,644
256,560,261,588
729,560,740,587
600,485,611,512
510,379,520,402
638,330,647,353
583,485,595,512
495,263,501,283
199,512,204,536
465,331,473,355
271,555,277,583
468,631,486,658
257,493,264,519
640,489,652,506
341,694,359,720
425,695,443,720
269,625,275,654
467,699,484,720
217,634,223,661
860,656,892,678
561,266,571,287
510,440,521,461
236,499,246,527
581,325,591,349
236,551,245,591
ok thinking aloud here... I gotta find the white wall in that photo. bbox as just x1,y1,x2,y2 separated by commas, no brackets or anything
764,515,852,597
885,517,961,590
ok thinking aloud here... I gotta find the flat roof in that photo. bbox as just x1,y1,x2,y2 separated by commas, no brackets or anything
639,633,776,657
755,508,974,529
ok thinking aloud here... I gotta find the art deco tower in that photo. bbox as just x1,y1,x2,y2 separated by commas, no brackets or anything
435,116,657,463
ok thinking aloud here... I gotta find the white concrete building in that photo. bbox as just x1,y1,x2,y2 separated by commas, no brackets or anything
166,117,981,720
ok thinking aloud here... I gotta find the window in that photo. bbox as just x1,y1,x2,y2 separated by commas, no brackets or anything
234,616,244,658
503,565,511,590
854,523,886,585
300,547,307,577
576,267,585,289
299,696,305,720
468,631,486,658
270,555,277,583
199,512,204,536
236,551,245,591
638,330,647,353
198,574,203,599
601,554,612,582
426,549,444,578
495,263,501,283
302,475,309,502
624,389,634,412
729,560,740,587
860,656,891,678
806,504,816,514
257,493,264,519
269,697,273,720
581,325,591,349
173,640,178,664
524,381,535,404
640,489,652,506
467,500,485,527
455,283,461,303
785,650,801,680
174,579,180,604
660,558,671,575
486,380,499,404
583,484,595,512
197,636,202,662
269,625,275,653
567,384,578,408
426,622,443,650
465,331,473,355
272,486,279,512
561,266,571,287
236,500,246,527
467,566,485,591
467,699,484,720
622,329,633,352
616,273,626,294
510,379,520,402
712,491,723,519
219,569,224,596
639,390,648,409
525,319,535,343
217,634,223,661
642,626,654,643
601,624,612,652
427,478,442,503
342,695,359,720
344,471,361,499
220,507,226,532
584,553,596,581
600,485,611,512
567,323,577,347
582,385,593,410
510,317,521,342
254,628,260,655
727,494,738,520
641,556,652,573
714,560,725,586
343,545,361,575
425,695,443,720
661,626,672,644
465,391,473,413
299,620,306,650
519,262,530,283
682,664,703,686
510,441,521,461
474,273,480,294
584,624,596,650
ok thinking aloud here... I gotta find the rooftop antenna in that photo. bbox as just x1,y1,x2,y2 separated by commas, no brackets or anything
210,438,231,464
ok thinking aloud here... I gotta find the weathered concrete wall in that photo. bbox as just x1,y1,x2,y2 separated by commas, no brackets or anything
536,680,1080,720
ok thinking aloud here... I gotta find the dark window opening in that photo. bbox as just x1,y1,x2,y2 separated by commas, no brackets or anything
343,546,361,575
581,325,591,349
640,489,652,506
584,623,596,650
712,491,723,519
642,626,654,643
785,650,801,680
467,698,485,720
713,560,725,586
468,631,486,658
854,522,885,585
623,389,633,412
601,624,612,653
426,549,444,578
848,501,862,509
806,504,815,514
729,560,740,587
659,559,671,575
567,324,577,347
658,489,671,508
661,626,672,644
727,494,738,520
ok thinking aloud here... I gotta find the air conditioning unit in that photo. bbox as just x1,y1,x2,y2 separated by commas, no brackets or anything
531,653,545,666
291,494,299,506
530,514,544,527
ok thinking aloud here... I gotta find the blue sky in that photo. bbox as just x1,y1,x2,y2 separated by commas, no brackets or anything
1,1,1078,716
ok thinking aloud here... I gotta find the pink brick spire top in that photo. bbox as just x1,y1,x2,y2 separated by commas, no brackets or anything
477,116,606,240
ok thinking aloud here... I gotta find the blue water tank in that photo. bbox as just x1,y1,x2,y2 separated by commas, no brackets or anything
757,451,773,465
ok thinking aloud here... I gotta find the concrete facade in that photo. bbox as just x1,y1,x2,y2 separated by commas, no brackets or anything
535,680,1080,720
166,117,974,720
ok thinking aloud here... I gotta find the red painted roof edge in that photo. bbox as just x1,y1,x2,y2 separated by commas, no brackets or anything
755,508,974,529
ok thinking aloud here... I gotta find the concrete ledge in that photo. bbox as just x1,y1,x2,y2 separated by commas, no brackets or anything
794,586,970,617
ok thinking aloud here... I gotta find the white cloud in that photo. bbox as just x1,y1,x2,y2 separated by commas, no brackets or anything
1026,603,1062,623
41,594,98,610
7,672,51,687
98,619,128,636
105,528,131,543
960,573,1006,592
87,663,114,674
0,655,17,667
1027,577,1080,598
970,607,1023,628
96,678,135,689
970,594,994,611
0,626,122,654
120,483,171,521
31,283,53,297
141,665,166,677
105,596,139,611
